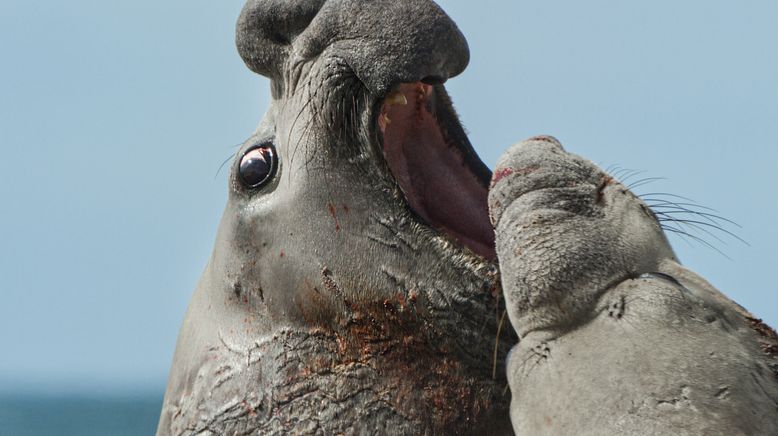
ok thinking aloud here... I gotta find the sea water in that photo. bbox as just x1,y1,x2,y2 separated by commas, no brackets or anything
0,394,162,436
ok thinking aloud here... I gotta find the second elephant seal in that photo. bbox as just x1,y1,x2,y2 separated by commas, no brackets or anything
490,136,778,435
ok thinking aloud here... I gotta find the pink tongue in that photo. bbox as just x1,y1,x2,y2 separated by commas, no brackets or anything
381,84,495,259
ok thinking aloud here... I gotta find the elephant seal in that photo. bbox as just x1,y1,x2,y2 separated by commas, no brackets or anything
490,136,778,435
159,0,778,434
158,0,514,434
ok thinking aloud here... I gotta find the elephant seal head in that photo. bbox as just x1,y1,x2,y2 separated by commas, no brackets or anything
158,1,513,434
488,136,677,337
489,137,778,435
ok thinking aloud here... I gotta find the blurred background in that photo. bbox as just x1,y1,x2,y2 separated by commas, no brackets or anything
1,0,776,434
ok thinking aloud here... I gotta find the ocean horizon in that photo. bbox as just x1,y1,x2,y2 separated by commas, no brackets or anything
0,392,163,436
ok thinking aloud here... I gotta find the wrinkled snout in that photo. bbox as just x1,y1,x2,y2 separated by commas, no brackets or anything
237,0,470,93
488,135,602,229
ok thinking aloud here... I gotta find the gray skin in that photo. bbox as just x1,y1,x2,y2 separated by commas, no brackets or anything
159,0,778,435
158,1,513,434
490,136,778,435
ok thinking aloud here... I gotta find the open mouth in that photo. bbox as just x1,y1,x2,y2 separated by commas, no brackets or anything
377,82,496,260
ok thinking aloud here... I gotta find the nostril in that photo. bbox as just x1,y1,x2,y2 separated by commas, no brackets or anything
236,0,326,79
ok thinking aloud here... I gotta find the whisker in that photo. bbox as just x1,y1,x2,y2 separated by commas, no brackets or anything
652,208,742,228
214,142,243,179
633,182,745,257
639,192,700,204
642,198,720,213
617,169,646,184
492,309,508,380
658,217,749,246
627,176,667,190
663,224,696,248
609,167,640,182
656,213,730,246
662,226,732,259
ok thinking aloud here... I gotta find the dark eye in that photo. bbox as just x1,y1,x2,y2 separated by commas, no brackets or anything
238,143,277,188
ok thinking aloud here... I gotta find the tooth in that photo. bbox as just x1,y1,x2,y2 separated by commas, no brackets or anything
386,91,407,106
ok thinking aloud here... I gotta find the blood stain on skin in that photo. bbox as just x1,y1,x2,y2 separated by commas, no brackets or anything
328,203,341,232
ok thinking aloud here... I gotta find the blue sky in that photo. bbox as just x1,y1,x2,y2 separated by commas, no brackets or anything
1,0,776,395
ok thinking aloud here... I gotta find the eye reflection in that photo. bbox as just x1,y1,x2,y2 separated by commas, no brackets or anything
239,144,277,188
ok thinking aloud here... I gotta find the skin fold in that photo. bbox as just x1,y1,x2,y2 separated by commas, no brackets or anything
158,1,777,434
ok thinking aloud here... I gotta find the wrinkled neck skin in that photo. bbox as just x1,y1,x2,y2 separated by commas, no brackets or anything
157,2,513,434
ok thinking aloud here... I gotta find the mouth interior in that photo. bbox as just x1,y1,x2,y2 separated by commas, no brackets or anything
379,83,496,259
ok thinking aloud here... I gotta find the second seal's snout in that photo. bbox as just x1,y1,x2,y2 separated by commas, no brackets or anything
488,135,576,227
